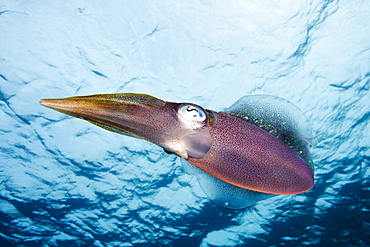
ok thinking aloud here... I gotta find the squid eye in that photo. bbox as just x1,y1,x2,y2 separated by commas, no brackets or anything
178,104,207,122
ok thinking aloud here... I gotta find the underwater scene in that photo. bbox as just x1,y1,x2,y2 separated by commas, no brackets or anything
1,0,369,246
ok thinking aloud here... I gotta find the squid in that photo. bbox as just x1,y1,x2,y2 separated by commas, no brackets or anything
40,93,315,209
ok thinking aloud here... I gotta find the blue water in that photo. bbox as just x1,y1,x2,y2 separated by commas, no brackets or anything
1,0,369,246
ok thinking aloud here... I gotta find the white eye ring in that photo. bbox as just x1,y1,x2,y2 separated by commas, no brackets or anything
178,105,207,122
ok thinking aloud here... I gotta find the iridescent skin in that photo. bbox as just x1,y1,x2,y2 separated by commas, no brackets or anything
187,112,313,195
40,93,314,195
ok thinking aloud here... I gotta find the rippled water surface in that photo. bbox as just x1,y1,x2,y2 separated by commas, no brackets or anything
1,0,369,246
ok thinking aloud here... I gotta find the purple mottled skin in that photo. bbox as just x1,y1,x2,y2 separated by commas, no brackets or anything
187,112,314,195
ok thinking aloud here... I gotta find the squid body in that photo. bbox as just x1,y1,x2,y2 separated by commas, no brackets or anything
40,93,315,209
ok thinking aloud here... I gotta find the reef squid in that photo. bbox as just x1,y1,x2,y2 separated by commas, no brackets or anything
40,93,315,209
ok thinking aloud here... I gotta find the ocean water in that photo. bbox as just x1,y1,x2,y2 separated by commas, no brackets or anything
1,0,369,246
